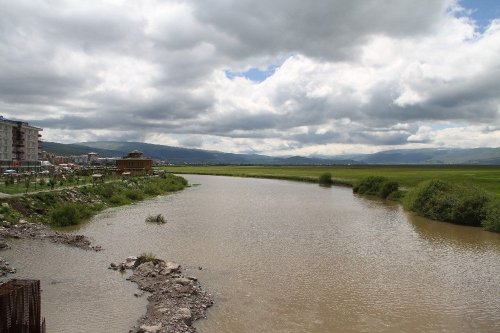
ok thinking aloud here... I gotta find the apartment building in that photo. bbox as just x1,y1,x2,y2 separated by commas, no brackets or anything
0,116,42,169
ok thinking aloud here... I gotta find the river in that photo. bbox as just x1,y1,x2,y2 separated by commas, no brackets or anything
2,175,500,332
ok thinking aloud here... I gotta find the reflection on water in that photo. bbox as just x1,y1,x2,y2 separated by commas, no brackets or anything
2,175,500,333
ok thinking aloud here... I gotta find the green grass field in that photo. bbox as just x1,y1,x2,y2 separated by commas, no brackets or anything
163,165,500,198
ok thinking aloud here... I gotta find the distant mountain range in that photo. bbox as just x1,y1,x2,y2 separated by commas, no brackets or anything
337,148,500,165
41,141,500,165
42,141,357,165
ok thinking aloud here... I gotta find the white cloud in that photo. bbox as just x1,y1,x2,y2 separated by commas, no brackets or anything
0,0,499,156
407,126,434,143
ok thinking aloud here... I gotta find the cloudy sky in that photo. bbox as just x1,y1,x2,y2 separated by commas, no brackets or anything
1,0,499,156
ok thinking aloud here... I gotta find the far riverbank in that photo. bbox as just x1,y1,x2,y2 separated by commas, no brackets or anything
164,165,500,232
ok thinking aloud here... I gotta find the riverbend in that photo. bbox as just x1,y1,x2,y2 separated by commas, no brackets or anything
2,175,500,332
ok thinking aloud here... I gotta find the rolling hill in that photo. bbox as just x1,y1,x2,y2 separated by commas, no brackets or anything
43,141,356,165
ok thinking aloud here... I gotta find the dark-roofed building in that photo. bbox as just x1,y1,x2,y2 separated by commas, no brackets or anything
116,150,152,175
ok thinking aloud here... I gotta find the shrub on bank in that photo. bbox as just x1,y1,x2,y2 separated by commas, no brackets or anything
95,183,120,199
109,194,130,206
49,203,95,227
124,189,144,201
353,176,401,200
0,204,23,224
403,179,453,222
353,176,386,195
379,181,400,199
482,200,500,232
451,185,491,226
404,179,498,228
144,184,161,196
318,172,333,185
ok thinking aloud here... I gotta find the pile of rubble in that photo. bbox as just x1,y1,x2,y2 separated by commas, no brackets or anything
110,256,213,333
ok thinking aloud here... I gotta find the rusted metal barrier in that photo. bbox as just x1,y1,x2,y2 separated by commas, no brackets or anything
0,279,45,333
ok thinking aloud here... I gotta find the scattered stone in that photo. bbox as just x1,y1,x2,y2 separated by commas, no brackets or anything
114,256,213,333
0,257,16,277
127,256,138,262
0,240,9,250
175,308,192,326
0,222,102,251
138,323,162,333
165,262,181,272
174,277,192,286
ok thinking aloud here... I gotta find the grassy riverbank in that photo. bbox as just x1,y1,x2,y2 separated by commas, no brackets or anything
0,174,188,227
164,165,500,196
163,165,500,231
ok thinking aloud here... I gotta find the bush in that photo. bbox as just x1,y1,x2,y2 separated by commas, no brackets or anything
353,176,401,201
139,252,157,262
379,181,399,199
404,179,453,221
0,204,24,224
450,185,492,226
318,172,333,185
482,200,500,232
353,176,386,195
387,189,404,201
49,203,94,227
146,213,166,223
96,184,118,199
33,192,58,206
404,179,495,227
134,252,161,267
109,194,129,206
144,184,161,196
124,189,144,201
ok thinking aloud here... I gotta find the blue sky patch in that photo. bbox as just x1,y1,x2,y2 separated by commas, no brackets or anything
461,0,500,30
225,64,281,83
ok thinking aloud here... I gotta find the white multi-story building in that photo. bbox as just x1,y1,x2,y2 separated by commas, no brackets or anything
0,116,42,169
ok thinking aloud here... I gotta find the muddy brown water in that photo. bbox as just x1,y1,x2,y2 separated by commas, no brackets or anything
2,175,500,332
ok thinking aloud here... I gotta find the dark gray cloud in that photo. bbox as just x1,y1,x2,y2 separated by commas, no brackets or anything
192,0,448,60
